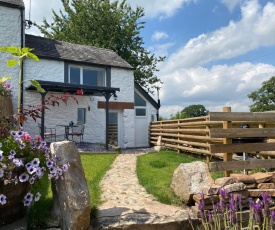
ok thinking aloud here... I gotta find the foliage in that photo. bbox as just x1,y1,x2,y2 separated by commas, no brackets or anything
35,0,165,93
196,188,275,230
170,104,208,120
182,104,208,118
248,76,275,112
0,129,69,207
136,150,205,206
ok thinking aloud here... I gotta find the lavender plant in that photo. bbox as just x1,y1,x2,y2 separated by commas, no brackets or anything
197,188,275,230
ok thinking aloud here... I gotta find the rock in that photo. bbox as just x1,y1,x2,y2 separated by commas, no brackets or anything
154,136,164,152
248,189,275,197
250,172,272,183
193,194,219,205
201,185,221,195
223,182,246,193
257,183,275,189
245,183,257,189
50,141,91,230
171,161,214,205
230,174,256,184
215,177,237,187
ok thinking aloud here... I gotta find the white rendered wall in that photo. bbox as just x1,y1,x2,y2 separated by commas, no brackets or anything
22,60,136,148
0,5,23,113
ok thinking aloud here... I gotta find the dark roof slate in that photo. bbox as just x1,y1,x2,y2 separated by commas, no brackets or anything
0,0,24,8
25,34,133,70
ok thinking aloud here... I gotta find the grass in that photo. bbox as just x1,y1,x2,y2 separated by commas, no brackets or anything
80,153,118,216
136,150,207,206
26,153,117,228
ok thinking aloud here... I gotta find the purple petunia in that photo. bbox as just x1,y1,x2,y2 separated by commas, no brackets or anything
12,158,23,167
34,192,41,202
0,194,7,205
0,169,3,178
31,158,40,168
19,173,29,182
0,150,3,161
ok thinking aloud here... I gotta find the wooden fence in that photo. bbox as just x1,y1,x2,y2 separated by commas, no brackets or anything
150,107,275,174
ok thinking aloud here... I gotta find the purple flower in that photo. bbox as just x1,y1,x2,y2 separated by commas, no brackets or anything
19,173,29,182
31,158,40,168
26,165,37,175
270,211,275,226
10,130,16,136
46,160,53,168
36,167,44,178
24,192,33,202
261,192,271,217
0,150,4,161
0,194,7,205
13,158,23,167
62,164,69,172
19,142,26,149
49,167,56,174
24,199,31,206
34,192,41,202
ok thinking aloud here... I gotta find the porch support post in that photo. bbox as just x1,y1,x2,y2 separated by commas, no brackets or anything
40,92,47,140
105,92,110,150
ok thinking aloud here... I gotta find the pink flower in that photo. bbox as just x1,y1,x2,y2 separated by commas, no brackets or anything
22,132,31,142
35,135,42,142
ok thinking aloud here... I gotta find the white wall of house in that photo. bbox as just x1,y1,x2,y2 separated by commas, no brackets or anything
134,90,158,147
22,60,136,148
0,4,23,112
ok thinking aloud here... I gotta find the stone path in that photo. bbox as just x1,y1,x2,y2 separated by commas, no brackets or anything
93,153,198,230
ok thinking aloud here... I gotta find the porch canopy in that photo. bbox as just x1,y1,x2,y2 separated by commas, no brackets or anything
25,80,120,150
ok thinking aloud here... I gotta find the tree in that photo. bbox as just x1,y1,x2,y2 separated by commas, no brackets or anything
35,0,164,93
182,104,208,118
248,76,275,112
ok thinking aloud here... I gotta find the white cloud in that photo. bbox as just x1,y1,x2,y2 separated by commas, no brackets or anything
151,31,169,42
158,62,275,118
160,0,275,74
220,0,243,12
123,0,196,18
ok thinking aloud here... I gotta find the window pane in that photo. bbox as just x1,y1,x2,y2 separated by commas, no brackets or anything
77,108,86,124
83,68,106,86
134,92,146,106
83,69,98,86
70,67,80,84
136,108,146,116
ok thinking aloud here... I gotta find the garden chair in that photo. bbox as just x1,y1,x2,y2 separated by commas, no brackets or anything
68,124,85,143
37,123,56,142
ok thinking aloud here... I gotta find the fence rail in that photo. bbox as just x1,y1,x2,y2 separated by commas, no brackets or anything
150,107,275,163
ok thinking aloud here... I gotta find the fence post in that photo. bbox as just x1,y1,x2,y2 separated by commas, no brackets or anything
223,106,232,176
177,120,181,154
259,123,268,159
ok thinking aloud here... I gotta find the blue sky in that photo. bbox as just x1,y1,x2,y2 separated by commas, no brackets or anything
23,0,275,118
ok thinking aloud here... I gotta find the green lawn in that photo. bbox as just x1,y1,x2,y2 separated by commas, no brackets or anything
136,150,208,206
80,153,118,216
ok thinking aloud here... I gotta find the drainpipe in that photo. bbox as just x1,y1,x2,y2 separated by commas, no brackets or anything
20,8,24,119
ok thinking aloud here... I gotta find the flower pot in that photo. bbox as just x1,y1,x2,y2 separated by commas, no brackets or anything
0,168,28,226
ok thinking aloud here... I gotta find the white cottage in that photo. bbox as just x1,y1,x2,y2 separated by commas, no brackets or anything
0,0,160,149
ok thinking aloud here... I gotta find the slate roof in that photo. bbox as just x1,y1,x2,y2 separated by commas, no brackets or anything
0,0,24,8
25,34,133,70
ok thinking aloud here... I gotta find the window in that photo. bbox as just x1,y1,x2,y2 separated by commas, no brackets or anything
69,65,106,86
77,108,86,124
134,92,146,116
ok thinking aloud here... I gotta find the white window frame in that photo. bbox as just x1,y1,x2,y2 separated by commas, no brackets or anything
69,65,106,86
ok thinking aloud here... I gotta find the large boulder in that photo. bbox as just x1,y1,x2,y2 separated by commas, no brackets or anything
50,141,91,230
171,161,214,205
